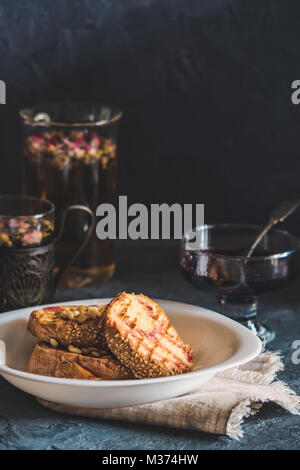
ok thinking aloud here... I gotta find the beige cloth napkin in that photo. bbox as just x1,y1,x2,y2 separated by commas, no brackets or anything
38,351,300,440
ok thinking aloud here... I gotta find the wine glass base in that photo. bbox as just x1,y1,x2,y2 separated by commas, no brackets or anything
244,319,275,346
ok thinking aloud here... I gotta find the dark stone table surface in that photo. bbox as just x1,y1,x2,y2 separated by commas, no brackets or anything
0,241,299,450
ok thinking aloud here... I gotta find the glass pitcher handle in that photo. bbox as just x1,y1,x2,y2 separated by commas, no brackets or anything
54,205,95,290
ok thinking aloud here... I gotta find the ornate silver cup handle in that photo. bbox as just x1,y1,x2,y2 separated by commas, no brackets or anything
53,205,95,290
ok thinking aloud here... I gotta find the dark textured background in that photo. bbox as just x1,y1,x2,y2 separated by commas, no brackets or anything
1,0,300,230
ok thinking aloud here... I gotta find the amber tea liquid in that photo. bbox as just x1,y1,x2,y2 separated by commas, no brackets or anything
23,128,117,288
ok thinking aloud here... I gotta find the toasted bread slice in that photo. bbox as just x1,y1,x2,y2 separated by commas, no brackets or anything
105,292,194,378
27,342,134,380
27,305,107,348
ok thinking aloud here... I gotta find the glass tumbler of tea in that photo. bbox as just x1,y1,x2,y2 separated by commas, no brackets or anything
20,102,122,288
0,195,94,311
180,224,300,344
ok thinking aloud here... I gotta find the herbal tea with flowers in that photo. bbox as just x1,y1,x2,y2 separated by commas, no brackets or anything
24,129,116,169
22,124,118,287
0,195,94,311
0,216,54,248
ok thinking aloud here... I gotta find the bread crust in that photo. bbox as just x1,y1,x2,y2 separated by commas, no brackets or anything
27,305,107,348
27,342,134,380
105,292,194,378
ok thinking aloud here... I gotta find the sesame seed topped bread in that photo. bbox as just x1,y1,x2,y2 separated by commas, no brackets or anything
105,292,194,378
27,342,134,380
27,305,107,349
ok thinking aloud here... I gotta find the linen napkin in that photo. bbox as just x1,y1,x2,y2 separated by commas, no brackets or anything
38,351,300,439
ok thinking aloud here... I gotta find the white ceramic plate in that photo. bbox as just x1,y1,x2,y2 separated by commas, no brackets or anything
0,298,261,408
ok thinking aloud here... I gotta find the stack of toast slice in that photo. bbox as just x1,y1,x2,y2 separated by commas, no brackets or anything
27,293,194,380
105,292,194,378
28,343,133,380
28,305,107,348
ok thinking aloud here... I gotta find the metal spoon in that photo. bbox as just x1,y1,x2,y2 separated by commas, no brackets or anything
246,199,300,258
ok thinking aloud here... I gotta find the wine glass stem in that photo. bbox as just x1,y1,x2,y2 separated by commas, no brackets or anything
217,294,275,345
218,294,257,322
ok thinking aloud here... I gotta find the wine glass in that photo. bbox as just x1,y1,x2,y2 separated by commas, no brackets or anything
180,224,300,345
